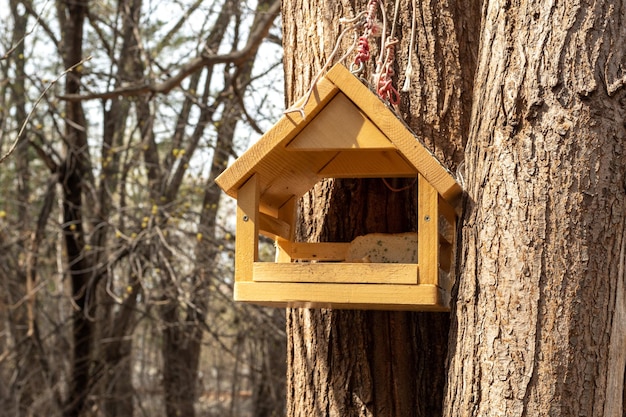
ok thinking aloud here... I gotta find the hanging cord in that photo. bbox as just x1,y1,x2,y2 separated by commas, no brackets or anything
382,177,417,192
372,0,388,85
376,39,400,105
284,0,404,117
351,0,380,76
284,17,363,119
352,36,371,75
402,0,417,92
389,0,401,50
374,0,401,106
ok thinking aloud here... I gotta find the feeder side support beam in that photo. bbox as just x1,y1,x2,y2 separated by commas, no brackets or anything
275,195,297,262
418,174,440,285
235,174,260,281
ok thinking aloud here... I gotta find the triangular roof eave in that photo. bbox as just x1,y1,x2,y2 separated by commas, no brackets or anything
215,64,462,207
322,65,462,202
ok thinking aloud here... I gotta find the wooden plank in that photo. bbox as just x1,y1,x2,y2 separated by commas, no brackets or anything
275,196,297,263
234,282,449,311
318,150,416,178
275,242,292,263
253,262,418,284
275,238,293,262
215,77,339,197
286,93,395,151
277,195,297,236
258,213,290,240
418,174,439,285
256,151,335,213
276,240,350,261
324,64,462,203
235,175,259,282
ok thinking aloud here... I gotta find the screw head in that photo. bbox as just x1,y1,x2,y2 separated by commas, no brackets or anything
424,215,431,222
243,215,249,222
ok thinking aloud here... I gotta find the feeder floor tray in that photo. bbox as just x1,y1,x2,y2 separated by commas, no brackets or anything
234,281,449,311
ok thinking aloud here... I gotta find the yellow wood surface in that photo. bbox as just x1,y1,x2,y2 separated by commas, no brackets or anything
216,63,463,214
286,93,395,151
258,212,290,240
235,175,260,282
346,233,417,263
234,282,449,311
275,240,350,261
324,64,462,203
275,196,297,262
252,262,418,284
277,196,297,236
219,64,463,311
318,150,416,178
418,174,439,285
215,76,340,203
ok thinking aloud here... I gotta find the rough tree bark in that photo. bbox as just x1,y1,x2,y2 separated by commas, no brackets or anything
284,0,626,416
282,0,479,415
445,1,626,416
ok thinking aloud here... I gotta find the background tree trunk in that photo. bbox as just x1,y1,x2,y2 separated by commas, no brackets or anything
446,1,626,416
282,0,480,415
6,1,39,414
58,0,93,416
95,0,143,414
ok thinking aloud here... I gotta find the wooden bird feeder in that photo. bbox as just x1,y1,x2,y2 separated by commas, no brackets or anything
215,64,462,311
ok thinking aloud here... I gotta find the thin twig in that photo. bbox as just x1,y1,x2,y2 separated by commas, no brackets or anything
0,56,93,164
58,0,281,102
2,0,52,60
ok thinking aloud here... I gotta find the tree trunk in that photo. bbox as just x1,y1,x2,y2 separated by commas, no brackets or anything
283,1,479,415
251,310,287,417
58,0,93,416
445,1,626,416
284,0,626,415
161,308,204,417
158,2,280,415
7,1,39,414
95,1,143,415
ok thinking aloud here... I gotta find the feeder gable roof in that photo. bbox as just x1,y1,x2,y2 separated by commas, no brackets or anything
215,64,462,214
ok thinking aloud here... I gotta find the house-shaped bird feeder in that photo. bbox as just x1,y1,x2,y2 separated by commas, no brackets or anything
215,63,462,311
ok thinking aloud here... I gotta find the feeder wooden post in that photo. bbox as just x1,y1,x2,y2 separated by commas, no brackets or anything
235,174,260,282
418,174,439,285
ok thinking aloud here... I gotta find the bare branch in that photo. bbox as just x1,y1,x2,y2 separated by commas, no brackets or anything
58,0,281,102
2,0,53,60
29,138,60,172
21,0,60,48
0,56,92,164
153,0,205,56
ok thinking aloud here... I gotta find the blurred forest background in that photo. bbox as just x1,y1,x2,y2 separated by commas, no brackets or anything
0,0,286,416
